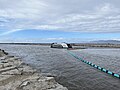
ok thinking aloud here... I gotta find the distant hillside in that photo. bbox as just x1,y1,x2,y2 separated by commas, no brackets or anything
91,40,120,44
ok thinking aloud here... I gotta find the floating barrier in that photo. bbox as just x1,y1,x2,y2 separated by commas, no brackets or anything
68,51,120,79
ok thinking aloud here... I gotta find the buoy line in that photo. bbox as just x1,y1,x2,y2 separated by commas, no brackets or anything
67,51,120,79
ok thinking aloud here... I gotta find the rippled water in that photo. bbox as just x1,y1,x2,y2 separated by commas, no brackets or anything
0,44,120,90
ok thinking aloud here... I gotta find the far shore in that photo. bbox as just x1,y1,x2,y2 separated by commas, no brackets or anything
0,43,120,48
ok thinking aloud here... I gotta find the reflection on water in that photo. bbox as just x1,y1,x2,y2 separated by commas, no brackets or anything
0,45,120,90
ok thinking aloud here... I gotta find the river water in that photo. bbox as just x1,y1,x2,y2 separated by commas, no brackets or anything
0,44,120,90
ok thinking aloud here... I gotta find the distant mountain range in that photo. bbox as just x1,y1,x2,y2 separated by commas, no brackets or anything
90,40,120,44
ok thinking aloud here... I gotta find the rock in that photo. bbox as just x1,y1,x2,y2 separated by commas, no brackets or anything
42,73,57,77
0,50,8,55
0,49,68,90
51,84,68,90
0,74,14,86
0,66,17,73
19,80,31,88
0,64,4,69
1,69,22,75
1,63,12,68
0,56,7,60
19,65,37,75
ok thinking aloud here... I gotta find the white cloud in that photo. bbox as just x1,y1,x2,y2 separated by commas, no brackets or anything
0,0,120,36
0,0,48,18
96,3,118,14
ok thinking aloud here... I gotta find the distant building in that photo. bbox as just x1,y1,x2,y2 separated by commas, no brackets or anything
51,43,72,48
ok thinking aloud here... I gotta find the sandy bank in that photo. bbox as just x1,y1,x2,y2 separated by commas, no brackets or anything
0,49,68,90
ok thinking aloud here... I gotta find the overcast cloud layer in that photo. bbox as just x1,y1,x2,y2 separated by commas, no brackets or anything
0,0,120,36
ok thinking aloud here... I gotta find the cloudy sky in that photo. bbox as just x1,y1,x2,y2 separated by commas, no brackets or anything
0,0,120,43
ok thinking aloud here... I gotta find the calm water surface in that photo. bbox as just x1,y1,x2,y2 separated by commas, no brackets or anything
0,44,120,90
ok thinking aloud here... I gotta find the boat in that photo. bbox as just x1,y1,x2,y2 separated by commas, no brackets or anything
51,43,72,49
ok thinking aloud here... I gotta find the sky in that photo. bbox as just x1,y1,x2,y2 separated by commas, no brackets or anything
0,0,120,43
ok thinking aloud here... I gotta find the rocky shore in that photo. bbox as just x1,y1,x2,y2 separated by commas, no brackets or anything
0,49,68,90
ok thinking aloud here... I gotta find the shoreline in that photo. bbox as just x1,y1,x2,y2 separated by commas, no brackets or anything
1,43,120,48
0,49,68,90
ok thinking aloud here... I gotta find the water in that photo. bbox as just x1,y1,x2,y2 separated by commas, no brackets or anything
0,44,120,90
